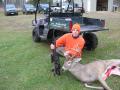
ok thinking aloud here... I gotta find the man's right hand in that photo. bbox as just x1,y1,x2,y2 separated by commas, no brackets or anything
64,51,71,60
50,44,55,50
64,51,70,56
64,51,77,61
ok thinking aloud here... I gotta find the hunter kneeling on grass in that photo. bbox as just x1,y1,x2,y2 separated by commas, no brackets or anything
50,23,85,62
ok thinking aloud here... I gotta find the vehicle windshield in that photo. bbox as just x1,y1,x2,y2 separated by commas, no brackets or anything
40,4,49,8
6,4,15,9
25,4,34,8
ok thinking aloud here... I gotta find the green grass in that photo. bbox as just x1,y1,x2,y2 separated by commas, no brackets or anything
0,11,120,90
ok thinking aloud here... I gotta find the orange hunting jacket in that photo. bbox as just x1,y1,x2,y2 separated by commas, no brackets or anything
56,33,85,57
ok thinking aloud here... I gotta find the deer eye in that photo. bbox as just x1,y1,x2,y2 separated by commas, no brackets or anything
67,61,72,66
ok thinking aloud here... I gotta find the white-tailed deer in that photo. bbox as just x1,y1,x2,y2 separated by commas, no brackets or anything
62,59,120,90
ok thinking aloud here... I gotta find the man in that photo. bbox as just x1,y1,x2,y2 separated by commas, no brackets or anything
50,23,85,62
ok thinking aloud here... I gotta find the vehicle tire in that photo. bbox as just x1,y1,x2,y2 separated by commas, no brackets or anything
83,33,98,51
16,12,18,15
32,28,41,42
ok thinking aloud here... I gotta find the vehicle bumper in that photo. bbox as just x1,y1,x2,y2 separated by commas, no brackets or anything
7,11,18,15
26,10,35,13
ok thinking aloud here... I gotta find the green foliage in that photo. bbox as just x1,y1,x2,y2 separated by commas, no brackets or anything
0,0,2,3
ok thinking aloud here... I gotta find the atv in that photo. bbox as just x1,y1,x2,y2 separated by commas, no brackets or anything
32,0,108,50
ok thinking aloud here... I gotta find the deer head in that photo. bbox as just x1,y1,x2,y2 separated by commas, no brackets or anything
62,59,80,71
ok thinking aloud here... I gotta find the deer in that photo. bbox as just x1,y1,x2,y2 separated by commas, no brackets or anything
62,59,120,90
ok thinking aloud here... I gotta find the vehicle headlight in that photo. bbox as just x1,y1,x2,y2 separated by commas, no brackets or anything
43,8,46,10
6,9,9,11
26,8,29,11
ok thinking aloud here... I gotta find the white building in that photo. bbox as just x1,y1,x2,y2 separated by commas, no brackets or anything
79,0,113,12
54,0,114,12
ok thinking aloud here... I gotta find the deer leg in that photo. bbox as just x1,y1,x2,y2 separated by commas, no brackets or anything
98,76,112,90
84,83,104,90
111,66,120,76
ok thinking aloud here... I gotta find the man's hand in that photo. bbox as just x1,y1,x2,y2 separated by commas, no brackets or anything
50,44,55,50
64,51,77,61
64,51,71,60
64,51,70,56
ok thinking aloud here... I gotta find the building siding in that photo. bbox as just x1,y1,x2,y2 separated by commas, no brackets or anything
54,0,114,12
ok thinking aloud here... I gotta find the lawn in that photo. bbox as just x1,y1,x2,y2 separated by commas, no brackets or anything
0,11,120,90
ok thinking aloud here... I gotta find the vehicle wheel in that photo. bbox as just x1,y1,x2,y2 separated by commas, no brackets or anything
83,33,98,51
32,28,41,42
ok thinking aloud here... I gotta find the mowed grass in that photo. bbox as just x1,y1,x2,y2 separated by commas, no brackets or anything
0,11,120,90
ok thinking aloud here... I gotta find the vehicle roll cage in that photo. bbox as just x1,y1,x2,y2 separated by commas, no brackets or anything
34,0,84,22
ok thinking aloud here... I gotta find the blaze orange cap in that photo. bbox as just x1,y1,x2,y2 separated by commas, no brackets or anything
71,23,80,32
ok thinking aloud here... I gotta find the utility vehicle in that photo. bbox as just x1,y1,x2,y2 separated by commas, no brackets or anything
32,0,108,50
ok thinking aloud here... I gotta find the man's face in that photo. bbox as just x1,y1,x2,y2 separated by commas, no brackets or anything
72,29,79,38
